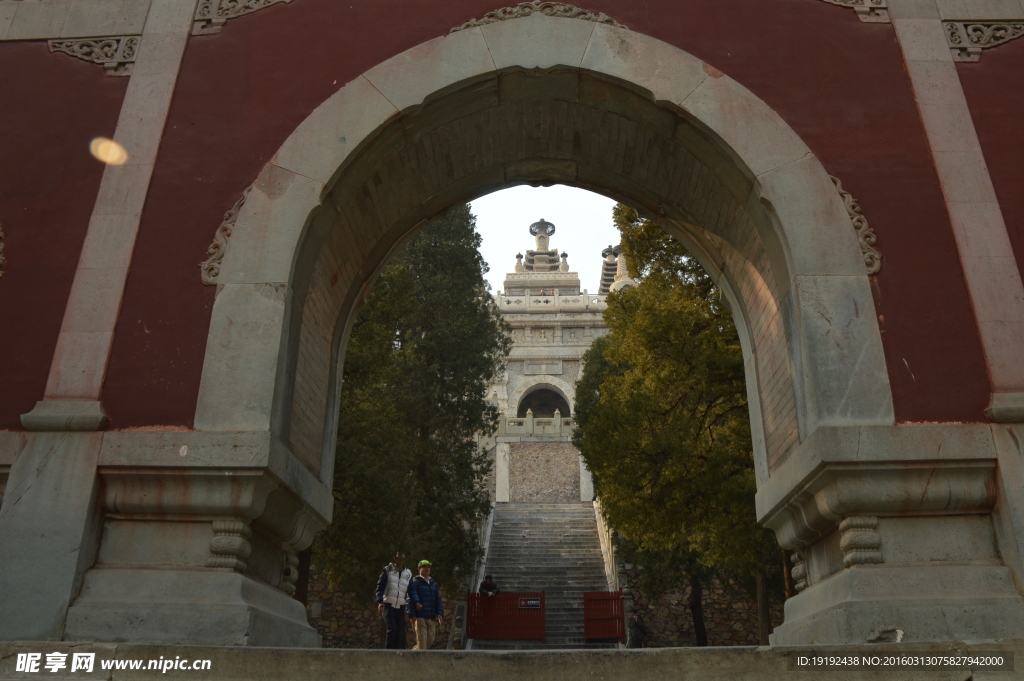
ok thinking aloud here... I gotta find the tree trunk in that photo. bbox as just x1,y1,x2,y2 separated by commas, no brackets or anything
688,571,707,647
756,566,771,645
782,549,795,599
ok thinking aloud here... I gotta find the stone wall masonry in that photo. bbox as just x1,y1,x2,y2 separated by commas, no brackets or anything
509,441,580,503
306,573,454,649
623,567,783,647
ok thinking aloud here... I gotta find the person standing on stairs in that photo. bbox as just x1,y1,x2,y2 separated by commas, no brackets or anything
408,559,444,649
376,552,412,649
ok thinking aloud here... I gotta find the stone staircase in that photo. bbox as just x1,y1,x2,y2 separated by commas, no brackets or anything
471,502,620,650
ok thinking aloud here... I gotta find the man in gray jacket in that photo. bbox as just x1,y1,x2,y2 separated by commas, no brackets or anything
375,552,412,649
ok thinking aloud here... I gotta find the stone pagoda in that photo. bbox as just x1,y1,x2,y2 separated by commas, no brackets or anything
482,219,634,504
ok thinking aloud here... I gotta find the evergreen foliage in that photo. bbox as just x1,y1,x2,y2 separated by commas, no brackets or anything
314,205,512,599
574,205,782,619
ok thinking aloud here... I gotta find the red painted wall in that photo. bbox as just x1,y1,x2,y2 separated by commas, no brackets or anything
97,0,989,427
0,42,128,430
957,40,1024,292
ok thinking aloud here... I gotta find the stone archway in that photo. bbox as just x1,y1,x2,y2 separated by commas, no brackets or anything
68,13,1024,648
196,17,892,487
509,377,577,418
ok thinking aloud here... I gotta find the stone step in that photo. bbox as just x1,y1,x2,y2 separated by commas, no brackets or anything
476,500,615,654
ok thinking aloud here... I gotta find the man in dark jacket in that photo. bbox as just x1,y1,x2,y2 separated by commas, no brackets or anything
375,552,412,649
627,608,648,648
407,559,444,649
479,575,500,597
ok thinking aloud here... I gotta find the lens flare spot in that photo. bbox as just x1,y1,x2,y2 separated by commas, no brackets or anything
89,137,128,165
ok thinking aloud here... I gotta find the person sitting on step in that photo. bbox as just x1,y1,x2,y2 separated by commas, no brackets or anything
479,575,500,597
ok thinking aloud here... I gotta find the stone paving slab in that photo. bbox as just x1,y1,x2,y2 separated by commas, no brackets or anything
1,640,1019,681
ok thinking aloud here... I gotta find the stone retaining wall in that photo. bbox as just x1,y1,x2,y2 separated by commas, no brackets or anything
509,441,580,502
623,567,784,647
306,575,454,649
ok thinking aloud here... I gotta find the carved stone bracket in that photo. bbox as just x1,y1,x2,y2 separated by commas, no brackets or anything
838,516,883,566
945,21,1024,62
200,185,251,285
48,36,140,75
193,0,293,36
207,519,252,572
819,0,890,23
451,1,625,33
831,176,881,274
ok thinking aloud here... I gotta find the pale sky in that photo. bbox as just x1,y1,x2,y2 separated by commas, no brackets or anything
470,186,621,294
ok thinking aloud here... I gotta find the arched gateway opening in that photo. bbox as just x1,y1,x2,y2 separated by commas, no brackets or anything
178,15,903,646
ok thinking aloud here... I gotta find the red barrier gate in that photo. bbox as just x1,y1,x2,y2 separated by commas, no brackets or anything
583,589,624,642
467,591,546,643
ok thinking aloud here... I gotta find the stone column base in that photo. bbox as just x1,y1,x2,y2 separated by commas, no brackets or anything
64,568,319,647
771,564,1024,645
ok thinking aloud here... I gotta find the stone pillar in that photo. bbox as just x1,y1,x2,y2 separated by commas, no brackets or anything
495,443,511,502
579,456,594,502
60,432,327,646
0,432,103,640
0,0,335,647
888,0,1024,422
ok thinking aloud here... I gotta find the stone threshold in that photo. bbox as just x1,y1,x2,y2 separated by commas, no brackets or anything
1,640,1020,680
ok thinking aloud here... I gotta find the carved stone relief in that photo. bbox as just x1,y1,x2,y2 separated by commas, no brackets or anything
207,519,252,572
280,551,299,595
200,185,251,285
48,36,139,75
819,0,890,23
838,516,884,567
945,21,1024,61
791,550,808,593
830,176,881,275
193,0,293,35
451,1,625,33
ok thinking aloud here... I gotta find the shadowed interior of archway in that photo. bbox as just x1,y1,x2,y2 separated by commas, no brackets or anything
280,68,799,484
518,388,572,418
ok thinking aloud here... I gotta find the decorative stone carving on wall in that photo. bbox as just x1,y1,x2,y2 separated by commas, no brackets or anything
48,36,139,75
200,185,251,285
207,519,252,572
945,21,1024,62
838,516,883,566
451,1,625,33
193,0,293,35
281,551,299,596
830,176,881,275
791,551,807,593
819,0,890,23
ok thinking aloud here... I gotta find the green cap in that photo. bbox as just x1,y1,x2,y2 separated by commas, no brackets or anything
418,560,432,568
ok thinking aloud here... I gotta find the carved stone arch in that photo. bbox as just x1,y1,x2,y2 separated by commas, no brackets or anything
194,14,894,496
508,376,577,417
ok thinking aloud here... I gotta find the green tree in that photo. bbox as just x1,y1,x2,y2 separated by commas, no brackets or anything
314,204,512,599
574,205,781,643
